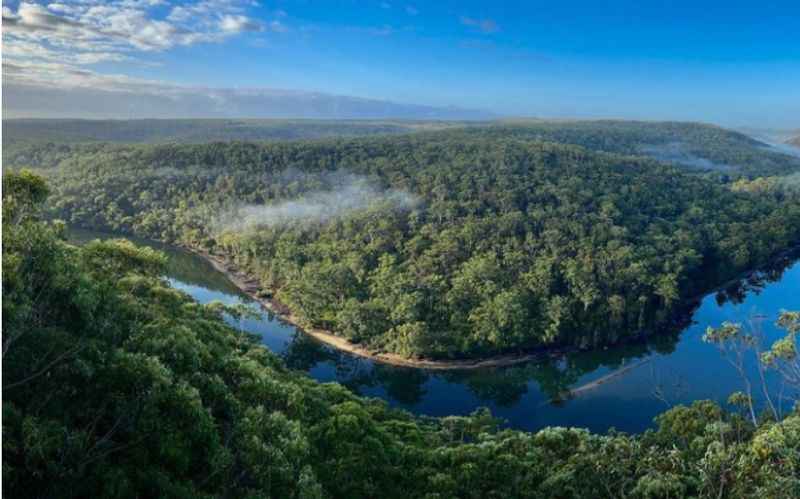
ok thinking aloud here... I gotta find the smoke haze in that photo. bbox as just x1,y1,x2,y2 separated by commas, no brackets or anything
640,142,735,172
214,173,418,233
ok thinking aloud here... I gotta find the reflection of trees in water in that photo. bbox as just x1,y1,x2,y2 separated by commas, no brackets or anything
280,333,428,404
281,333,377,393
280,328,682,407
165,250,247,297
441,368,531,407
69,227,247,297
441,339,662,406
281,332,338,371
715,250,799,307
371,367,429,405
231,250,800,408
75,227,799,410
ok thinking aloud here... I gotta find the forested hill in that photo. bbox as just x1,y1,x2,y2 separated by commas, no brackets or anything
15,132,800,360
5,171,800,498
454,121,800,177
6,119,800,177
2,118,466,147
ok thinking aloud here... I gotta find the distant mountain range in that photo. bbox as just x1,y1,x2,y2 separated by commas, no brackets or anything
2,83,494,121
789,135,800,147
1,118,475,144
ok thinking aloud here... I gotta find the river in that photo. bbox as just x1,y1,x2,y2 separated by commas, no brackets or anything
70,228,800,434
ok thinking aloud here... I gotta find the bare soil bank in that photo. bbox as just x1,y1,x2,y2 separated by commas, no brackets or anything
189,248,570,370
181,243,799,371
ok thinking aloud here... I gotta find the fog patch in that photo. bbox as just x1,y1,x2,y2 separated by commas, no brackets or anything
213,172,418,233
737,130,800,159
759,140,800,159
640,142,735,172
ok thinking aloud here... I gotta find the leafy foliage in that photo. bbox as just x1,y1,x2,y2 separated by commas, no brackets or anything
461,120,800,177
13,124,800,359
3,172,800,498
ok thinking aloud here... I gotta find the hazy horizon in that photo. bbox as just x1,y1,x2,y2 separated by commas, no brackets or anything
3,1,800,128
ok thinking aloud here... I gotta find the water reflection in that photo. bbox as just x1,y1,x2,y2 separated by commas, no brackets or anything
69,228,800,433
279,307,690,408
69,228,244,296
715,253,798,306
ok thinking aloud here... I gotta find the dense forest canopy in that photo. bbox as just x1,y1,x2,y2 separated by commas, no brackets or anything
9,123,800,360
4,171,800,498
6,119,800,177
464,120,800,177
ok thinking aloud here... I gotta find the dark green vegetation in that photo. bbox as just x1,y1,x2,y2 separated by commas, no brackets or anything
475,120,800,177
5,171,800,498
11,121,800,360
7,118,800,176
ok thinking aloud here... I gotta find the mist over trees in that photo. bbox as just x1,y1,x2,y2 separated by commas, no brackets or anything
4,170,800,498
212,171,418,233
7,118,800,176
10,122,800,360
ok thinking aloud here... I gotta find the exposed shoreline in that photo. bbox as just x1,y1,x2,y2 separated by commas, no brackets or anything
68,225,800,370
70,226,800,370
188,247,562,369
186,243,800,371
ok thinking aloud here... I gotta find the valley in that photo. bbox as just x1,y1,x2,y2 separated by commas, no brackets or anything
9,120,800,362
67,227,800,434
5,2,800,495
5,118,800,498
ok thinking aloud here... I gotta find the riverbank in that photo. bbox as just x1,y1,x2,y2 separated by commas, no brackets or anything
187,243,800,371
188,247,576,369
67,226,800,433
68,225,800,370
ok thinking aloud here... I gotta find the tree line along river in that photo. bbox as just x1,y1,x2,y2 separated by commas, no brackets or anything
70,228,800,434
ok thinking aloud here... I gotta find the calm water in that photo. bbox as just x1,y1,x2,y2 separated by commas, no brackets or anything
70,228,800,433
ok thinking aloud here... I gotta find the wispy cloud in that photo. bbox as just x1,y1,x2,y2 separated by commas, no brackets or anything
2,1,279,93
460,16,499,34
405,5,418,16
220,14,264,33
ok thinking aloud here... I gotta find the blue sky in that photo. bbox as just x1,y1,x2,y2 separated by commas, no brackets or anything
3,0,800,125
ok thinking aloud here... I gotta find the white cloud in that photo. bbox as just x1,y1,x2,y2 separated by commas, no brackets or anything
3,1,279,93
46,3,80,15
220,14,264,33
